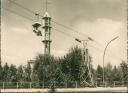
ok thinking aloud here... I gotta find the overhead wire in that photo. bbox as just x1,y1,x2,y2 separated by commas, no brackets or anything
3,1,125,86
7,0,103,47
2,7,34,21
51,18,125,56
7,0,124,51
51,20,122,61
4,0,123,62
4,8,122,62
53,27,98,49
2,6,122,61
9,0,119,55
52,27,122,61
51,19,104,47
52,27,76,39
4,1,126,86
7,0,43,21
8,0,36,14
51,20,89,38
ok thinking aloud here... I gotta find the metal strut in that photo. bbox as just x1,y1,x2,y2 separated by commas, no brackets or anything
80,40,94,87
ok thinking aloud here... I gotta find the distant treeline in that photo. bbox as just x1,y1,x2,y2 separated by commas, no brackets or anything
0,46,128,87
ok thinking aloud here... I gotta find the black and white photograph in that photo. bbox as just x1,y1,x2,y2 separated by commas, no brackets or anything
0,0,128,92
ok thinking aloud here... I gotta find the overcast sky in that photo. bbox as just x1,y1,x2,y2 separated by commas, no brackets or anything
1,0,127,68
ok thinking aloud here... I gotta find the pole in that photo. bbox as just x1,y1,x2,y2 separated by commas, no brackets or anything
17,82,19,89
127,0,128,64
30,82,32,89
103,36,119,87
75,38,94,87
75,81,78,88
3,82,4,89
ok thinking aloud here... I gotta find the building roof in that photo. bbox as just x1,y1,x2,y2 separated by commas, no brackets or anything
43,12,50,18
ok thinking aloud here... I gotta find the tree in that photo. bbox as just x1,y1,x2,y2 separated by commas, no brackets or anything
96,65,103,82
8,64,17,82
104,63,113,83
17,65,24,82
60,46,82,83
3,63,9,81
112,66,122,81
120,61,128,81
24,63,31,82
31,46,93,87
33,54,58,85
0,62,3,81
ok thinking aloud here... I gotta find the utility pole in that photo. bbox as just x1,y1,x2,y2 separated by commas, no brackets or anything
75,37,94,87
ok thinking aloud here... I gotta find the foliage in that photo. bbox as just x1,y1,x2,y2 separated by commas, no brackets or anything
24,63,31,82
120,61,128,81
96,65,103,82
33,54,58,84
3,63,9,81
17,65,24,82
0,46,128,87
8,64,17,82
60,46,82,82
0,62,3,81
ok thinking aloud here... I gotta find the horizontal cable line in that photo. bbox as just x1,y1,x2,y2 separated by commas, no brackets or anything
3,2,122,61
7,0,120,50
9,0,89,39
52,27,76,39
2,7,34,21
52,27,122,61
8,0,36,14
51,20,89,38
7,0,101,45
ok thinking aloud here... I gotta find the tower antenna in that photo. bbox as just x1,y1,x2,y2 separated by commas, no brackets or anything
42,0,52,55
75,38,94,87
46,0,48,12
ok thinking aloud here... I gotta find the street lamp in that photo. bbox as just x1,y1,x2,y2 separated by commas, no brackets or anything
75,37,94,43
103,36,119,87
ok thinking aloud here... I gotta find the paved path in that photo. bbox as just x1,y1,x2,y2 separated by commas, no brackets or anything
0,87,128,93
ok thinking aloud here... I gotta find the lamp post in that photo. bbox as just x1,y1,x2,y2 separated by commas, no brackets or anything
103,36,119,87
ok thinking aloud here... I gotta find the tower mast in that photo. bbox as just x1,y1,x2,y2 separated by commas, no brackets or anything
32,0,52,55
46,0,48,12
42,0,52,55
75,38,94,87
42,12,51,55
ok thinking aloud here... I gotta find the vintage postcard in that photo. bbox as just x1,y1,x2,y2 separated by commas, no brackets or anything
0,0,128,92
